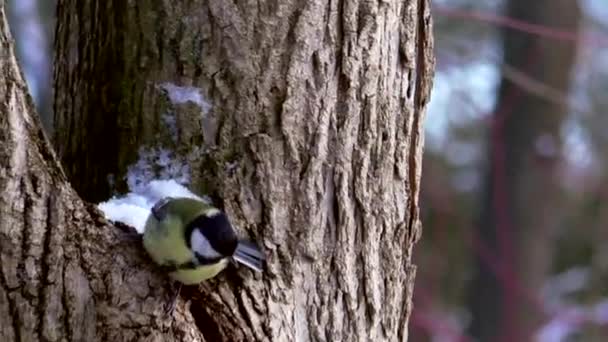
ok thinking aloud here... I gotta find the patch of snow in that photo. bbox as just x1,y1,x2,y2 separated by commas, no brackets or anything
98,179,205,233
159,83,212,114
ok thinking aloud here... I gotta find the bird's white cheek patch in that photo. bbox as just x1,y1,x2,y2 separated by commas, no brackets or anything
191,229,223,259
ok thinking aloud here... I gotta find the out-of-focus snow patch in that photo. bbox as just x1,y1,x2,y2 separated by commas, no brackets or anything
536,267,608,341
535,316,576,342
162,112,178,142
592,299,608,324
98,179,205,233
159,83,212,114
136,179,202,204
542,267,589,308
414,308,469,342
126,146,191,193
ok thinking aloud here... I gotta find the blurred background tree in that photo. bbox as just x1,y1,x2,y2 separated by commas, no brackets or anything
7,0,608,341
7,0,55,132
468,0,581,340
411,0,608,341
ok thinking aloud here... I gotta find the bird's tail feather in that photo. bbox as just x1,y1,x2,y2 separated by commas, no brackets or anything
233,240,265,272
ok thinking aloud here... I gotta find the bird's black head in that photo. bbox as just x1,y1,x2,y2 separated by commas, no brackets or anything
185,211,238,262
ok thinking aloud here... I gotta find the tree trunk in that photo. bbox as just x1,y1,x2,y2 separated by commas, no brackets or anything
468,0,581,341
0,0,436,341
0,2,205,341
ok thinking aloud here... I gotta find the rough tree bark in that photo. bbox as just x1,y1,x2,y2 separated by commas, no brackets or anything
7,0,434,341
0,2,205,341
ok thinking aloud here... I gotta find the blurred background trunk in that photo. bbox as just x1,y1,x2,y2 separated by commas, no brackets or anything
6,0,55,132
468,0,581,340
465,0,581,340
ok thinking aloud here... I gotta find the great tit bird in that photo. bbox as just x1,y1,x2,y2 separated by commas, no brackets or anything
143,197,265,285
